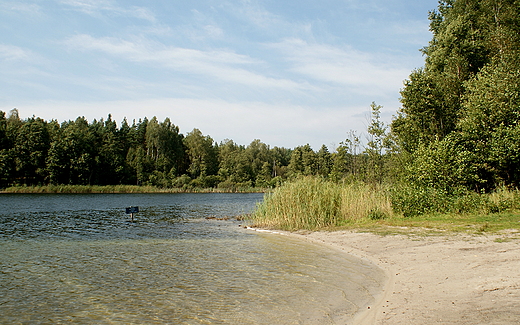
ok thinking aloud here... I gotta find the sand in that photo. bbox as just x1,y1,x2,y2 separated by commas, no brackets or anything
282,229,520,324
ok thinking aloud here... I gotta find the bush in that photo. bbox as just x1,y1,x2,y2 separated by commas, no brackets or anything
390,184,452,217
390,184,520,217
172,175,192,188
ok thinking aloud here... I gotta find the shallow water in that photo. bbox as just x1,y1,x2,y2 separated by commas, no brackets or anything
0,193,384,324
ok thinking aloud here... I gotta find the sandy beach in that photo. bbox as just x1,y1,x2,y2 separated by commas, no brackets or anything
283,230,520,324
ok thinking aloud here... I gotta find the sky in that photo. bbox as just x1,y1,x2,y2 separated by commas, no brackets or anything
0,0,438,150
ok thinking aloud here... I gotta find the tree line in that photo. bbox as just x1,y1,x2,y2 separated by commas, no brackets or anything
0,107,387,189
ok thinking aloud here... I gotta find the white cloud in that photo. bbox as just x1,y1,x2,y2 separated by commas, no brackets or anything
60,0,111,14
268,38,410,95
63,34,309,91
0,44,32,61
60,0,156,22
128,6,156,22
0,1,42,15
182,9,225,42
202,24,224,38
230,0,281,29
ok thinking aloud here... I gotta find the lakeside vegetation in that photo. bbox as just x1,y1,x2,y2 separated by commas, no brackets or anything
0,184,266,194
250,176,520,233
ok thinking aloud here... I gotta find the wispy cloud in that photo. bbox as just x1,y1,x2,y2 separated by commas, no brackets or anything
268,38,410,95
0,44,32,61
232,0,281,29
181,9,225,42
59,0,156,22
0,1,42,15
63,34,309,90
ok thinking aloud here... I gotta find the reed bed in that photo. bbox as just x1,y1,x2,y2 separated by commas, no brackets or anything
250,177,394,230
1,185,165,193
1,184,267,194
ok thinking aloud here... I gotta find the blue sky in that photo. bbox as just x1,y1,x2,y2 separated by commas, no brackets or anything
1,0,437,149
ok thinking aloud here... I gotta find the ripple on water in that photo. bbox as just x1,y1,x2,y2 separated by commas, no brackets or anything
0,193,385,324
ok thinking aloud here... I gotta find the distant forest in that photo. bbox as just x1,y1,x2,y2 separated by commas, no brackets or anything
0,105,384,189
2,0,520,192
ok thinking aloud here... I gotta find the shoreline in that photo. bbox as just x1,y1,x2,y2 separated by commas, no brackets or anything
277,229,520,324
0,185,267,194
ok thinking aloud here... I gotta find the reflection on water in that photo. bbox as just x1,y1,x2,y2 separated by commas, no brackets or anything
0,193,384,324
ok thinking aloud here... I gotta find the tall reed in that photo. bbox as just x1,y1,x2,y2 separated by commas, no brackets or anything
250,176,394,230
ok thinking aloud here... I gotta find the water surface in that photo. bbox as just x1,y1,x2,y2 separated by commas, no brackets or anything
0,193,384,324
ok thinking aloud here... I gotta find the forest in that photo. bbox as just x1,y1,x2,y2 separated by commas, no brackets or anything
0,105,385,190
2,0,520,200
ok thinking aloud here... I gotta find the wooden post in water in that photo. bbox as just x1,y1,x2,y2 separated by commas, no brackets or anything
125,206,139,222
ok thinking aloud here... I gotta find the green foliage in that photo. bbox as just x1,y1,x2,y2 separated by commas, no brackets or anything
390,182,520,218
390,184,454,217
457,50,520,189
392,0,520,192
287,144,316,178
393,69,457,152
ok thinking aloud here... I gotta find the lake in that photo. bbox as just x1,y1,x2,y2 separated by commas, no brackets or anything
0,193,385,324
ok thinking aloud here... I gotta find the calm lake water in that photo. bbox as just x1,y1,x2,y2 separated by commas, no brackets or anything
0,193,384,324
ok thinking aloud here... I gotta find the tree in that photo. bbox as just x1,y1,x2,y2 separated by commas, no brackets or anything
316,145,332,177
365,102,388,184
90,115,127,185
184,129,218,179
0,111,14,186
217,139,241,182
288,144,316,177
244,139,271,185
270,146,291,179
47,117,95,185
13,117,50,185
126,118,152,185
393,69,456,151
329,144,350,182
455,49,520,189
329,130,361,182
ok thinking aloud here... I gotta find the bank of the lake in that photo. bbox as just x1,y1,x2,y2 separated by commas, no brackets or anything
285,229,520,324
248,177,520,323
0,184,267,194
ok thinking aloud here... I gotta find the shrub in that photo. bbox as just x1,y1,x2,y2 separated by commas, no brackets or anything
390,184,452,217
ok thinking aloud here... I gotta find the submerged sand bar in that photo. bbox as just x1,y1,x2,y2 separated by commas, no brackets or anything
283,230,520,324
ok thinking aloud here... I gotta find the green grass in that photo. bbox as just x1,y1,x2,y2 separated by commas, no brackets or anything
353,212,520,235
249,176,520,235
